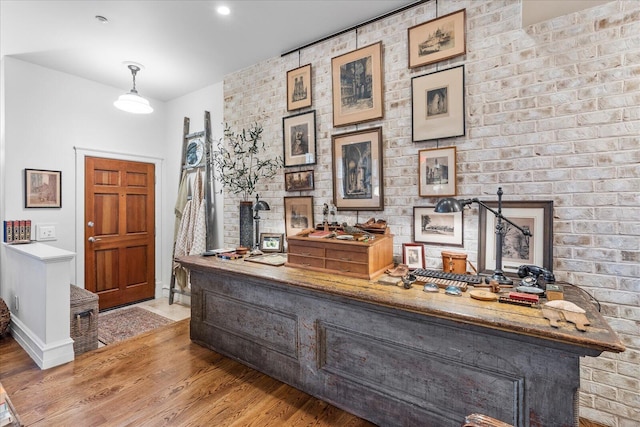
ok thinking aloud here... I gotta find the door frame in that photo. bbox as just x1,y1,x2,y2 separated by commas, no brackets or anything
74,147,164,297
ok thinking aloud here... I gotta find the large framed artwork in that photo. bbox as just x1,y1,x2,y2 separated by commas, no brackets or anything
331,127,383,211
408,9,467,69
412,65,465,142
287,64,312,111
413,206,463,247
283,110,317,167
331,42,384,127
24,168,62,208
478,200,554,277
418,147,456,197
284,196,314,238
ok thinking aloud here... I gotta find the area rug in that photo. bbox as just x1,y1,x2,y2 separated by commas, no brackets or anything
98,306,174,345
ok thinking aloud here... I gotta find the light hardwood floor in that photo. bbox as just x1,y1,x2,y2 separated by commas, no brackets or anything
0,298,606,427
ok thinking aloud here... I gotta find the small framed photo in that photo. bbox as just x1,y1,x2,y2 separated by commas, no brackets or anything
24,169,62,208
403,243,425,270
413,206,463,247
478,200,553,277
284,196,314,237
287,64,312,111
331,42,384,127
412,65,465,142
284,170,314,192
332,127,384,211
419,147,456,197
408,9,466,69
283,110,317,167
259,233,284,253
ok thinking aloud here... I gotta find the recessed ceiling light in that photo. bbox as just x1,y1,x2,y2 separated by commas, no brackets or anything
216,5,230,16
95,15,109,24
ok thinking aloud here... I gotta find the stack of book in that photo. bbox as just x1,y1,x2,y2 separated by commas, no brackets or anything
3,220,31,244
0,383,15,427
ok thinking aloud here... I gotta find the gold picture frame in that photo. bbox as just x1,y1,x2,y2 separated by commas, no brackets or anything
287,64,312,111
331,127,384,211
283,196,314,237
418,146,457,197
408,9,466,69
331,42,384,127
412,65,465,142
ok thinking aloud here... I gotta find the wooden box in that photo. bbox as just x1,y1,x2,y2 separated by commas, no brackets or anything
286,234,394,280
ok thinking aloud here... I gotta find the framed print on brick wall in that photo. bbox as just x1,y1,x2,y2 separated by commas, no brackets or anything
418,146,456,197
331,42,384,127
408,9,466,69
283,110,316,167
287,64,312,111
332,127,383,211
412,65,465,142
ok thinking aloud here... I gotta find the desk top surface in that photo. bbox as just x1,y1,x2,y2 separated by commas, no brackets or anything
179,254,625,355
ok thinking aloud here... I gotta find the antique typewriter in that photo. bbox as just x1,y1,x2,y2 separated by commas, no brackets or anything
412,268,484,292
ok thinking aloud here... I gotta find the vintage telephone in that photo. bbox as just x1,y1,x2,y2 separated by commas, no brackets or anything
517,265,555,289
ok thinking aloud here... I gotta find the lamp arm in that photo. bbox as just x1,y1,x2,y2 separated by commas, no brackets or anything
472,200,531,236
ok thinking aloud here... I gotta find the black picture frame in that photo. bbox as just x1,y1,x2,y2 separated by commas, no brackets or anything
24,168,62,208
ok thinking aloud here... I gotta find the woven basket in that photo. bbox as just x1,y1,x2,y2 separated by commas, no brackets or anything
70,285,99,355
0,297,10,337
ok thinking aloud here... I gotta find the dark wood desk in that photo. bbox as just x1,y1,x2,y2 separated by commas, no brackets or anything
179,255,624,427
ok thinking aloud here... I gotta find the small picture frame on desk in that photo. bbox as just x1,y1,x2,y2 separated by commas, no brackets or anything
259,233,284,253
403,243,425,270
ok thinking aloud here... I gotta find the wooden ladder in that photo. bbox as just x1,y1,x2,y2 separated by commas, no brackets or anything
169,111,215,304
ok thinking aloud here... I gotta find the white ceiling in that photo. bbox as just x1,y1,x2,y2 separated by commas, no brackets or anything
0,0,416,102
0,1,609,103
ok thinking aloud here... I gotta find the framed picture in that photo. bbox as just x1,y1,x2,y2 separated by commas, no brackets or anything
24,169,61,208
403,243,426,270
287,64,312,111
408,9,467,69
478,200,554,277
283,110,317,167
259,233,284,253
284,170,314,192
331,42,384,127
412,65,465,142
332,127,384,211
284,196,314,237
413,206,463,246
419,147,456,197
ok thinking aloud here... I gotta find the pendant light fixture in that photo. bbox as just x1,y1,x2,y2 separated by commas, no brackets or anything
114,63,153,114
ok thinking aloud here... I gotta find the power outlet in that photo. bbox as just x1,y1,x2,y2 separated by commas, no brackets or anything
36,223,57,241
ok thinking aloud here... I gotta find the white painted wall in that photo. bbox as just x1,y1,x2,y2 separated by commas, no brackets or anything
0,57,225,305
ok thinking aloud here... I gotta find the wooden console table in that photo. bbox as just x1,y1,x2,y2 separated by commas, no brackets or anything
178,255,624,427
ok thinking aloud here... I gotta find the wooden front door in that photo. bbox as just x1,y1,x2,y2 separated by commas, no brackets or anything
85,157,155,310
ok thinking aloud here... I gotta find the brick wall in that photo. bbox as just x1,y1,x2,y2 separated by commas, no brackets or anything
223,1,640,425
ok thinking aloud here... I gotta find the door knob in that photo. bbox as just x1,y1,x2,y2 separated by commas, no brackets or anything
88,236,101,242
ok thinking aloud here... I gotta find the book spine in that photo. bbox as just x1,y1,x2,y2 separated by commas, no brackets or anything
3,221,12,243
25,220,32,241
19,220,26,241
12,222,19,242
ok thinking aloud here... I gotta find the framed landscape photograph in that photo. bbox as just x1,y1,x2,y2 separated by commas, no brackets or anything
332,127,383,211
412,65,465,142
259,233,284,253
413,206,463,246
331,42,384,127
287,64,312,111
284,170,314,192
24,168,61,208
284,196,314,237
403,243,426,270
283,110,317,167
408,9,466,68
478,200,553,277
419,147,456,197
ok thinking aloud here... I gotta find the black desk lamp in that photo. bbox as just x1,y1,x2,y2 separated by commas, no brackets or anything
434,187,531,286
251,194,270,255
